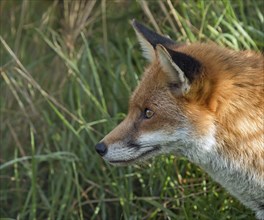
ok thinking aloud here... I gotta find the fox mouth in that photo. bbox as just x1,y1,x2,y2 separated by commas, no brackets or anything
108,145,161,165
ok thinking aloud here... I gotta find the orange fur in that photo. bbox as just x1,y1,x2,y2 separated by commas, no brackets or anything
178,43,264,176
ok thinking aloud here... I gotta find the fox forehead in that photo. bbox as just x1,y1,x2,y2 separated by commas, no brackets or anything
129,67,185,123
130,63,168,104
129,60,188,109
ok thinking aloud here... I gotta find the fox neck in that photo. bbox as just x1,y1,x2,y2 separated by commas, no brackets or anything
178,126,264,214
178,127,262,182
173,126,217,166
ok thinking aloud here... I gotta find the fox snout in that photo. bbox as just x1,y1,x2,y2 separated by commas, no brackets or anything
95,142,108,156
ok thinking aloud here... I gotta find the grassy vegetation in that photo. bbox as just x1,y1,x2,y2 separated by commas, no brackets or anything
1,0,263,219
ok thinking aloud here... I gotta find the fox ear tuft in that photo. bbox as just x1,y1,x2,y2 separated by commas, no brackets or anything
131,19,176,62
156,44,201,95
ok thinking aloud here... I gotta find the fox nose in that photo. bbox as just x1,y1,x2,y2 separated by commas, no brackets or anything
95,142,108,156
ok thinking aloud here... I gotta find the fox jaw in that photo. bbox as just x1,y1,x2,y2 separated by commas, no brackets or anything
95,20,264,218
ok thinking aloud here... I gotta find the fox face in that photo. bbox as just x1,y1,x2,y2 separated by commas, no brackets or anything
95,20,217,165
97,77,196,165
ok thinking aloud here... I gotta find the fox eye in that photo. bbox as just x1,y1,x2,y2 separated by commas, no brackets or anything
144,108,154,119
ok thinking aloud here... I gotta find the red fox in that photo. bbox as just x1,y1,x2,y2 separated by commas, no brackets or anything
95,19,264,219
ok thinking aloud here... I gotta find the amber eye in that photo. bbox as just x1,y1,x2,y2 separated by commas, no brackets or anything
144,108,154,119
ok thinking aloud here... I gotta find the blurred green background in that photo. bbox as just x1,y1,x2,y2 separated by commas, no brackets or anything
1,0,263,219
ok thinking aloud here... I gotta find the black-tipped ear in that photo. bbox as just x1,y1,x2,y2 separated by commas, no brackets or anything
156,45,201,95
131,19,176,61
166,47,201,83
132,19,176,48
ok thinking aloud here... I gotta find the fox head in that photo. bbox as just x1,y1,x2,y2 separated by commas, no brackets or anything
95,20,217,165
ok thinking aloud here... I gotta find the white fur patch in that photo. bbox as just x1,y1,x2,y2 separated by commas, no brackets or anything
138,126,216,155
201,125,216,152
103,141,159,165
135,32,155,62
138,131,171,144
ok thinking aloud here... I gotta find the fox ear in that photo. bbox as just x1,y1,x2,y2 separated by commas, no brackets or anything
156,44,201,95
131,19,176,62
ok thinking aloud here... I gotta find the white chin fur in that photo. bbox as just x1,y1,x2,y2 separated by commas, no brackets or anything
103,142,160,165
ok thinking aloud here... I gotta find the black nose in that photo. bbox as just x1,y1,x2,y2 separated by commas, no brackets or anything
95,142,108,156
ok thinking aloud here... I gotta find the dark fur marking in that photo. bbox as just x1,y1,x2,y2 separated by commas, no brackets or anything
234,82,262,88
132,19,176,48
168,82,181,90
127,140,141,149
234,83,246,88
258,202,264,210
166,48,201,83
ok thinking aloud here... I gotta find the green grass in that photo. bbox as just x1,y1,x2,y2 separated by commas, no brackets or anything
1,0,263,219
